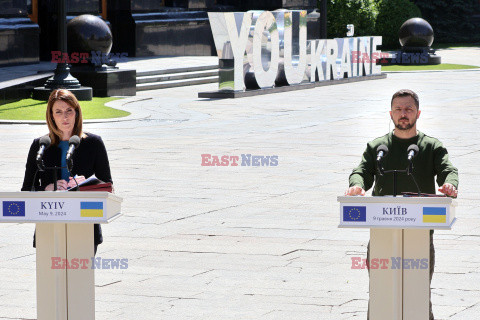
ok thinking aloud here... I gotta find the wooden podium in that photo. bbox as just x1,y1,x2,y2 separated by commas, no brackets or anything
0,191,122,320
337,196,457,320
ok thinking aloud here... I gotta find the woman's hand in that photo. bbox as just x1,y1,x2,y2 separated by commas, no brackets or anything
45,180,69,191
68,175,86,188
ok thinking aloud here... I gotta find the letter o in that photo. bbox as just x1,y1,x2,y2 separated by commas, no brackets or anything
252,11,279,88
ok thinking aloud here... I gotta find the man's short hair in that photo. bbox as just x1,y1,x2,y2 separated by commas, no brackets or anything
391,89,419,109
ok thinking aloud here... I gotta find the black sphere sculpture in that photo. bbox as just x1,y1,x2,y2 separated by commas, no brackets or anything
398,17,434,49
67,14,114,67
381,17,440,66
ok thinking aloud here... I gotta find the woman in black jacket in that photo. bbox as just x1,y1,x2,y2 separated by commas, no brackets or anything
22,89,113,253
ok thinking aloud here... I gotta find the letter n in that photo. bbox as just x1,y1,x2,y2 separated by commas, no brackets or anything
241,154,251,166
391,257,401,269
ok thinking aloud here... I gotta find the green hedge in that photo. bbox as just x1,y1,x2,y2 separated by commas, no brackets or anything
375,0,422,48
321,0,480,46
326,0,378,38
412,0,480,43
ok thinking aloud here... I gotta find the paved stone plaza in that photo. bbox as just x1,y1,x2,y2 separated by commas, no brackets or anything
0,48,479,319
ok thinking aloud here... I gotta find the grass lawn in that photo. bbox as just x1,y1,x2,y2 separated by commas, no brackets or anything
381,43,480,51
0,97,130,120
382,63,479,72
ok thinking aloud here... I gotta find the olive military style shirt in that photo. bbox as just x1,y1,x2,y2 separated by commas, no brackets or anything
349,131,458,196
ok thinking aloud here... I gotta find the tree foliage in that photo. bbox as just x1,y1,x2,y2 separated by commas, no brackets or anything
326,0,378,38
412,0,480,43
375,0,422,48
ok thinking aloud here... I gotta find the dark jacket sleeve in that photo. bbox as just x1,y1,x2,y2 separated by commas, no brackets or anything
433,141,459,189
349,143,376,191
93,135,113,184
21,139,43,191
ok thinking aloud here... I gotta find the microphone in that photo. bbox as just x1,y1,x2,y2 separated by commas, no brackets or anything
407,144,419,162
66,135,81,163
407,144,421,194
376,145,389,162
36,136,51,171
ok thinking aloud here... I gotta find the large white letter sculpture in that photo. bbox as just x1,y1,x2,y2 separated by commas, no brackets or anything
250,10,280,88
275,10,308,85
208,12,252,91
208,11,383,92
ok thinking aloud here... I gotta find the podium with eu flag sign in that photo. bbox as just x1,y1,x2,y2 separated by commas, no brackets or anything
337,196,457,320
0,191,122,320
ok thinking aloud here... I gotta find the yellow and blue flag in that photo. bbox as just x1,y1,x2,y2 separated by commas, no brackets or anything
80,201,103,218
343,206,366,222
423,207,446,223
3,201,25,217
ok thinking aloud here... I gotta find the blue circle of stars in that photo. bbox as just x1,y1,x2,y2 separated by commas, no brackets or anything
348,208,362,221
8,203,20,215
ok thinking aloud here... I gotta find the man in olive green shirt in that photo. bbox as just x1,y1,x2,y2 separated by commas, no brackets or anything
346,89,458,320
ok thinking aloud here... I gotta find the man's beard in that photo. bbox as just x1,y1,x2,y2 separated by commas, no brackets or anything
394,118,416,131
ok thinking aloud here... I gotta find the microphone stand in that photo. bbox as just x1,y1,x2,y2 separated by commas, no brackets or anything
406,161,421,197
34,150,78,192
67,158,79,191
377,158,405,196
43,166,64,191
377,164,421,197
382,169,408,197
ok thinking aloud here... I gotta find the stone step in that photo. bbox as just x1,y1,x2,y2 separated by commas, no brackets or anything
136,65,218,77
136,76,218,91
136,69,218,84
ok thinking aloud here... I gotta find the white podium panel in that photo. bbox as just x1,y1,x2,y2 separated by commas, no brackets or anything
338,196,456,229
0,191,122,223
0,191,122,320
338,196,456,320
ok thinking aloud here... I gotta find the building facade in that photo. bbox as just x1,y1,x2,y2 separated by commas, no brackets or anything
0,0,320,66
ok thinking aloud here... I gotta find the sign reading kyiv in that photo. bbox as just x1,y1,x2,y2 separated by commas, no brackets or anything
208,10,384,91
1,199,105,221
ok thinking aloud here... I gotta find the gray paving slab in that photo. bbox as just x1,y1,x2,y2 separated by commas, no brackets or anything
0,56,219,84
0,49,479,319
436,47,480,67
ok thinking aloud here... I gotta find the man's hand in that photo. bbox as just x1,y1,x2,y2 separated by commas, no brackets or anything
438,183,458,198
345,186,366,196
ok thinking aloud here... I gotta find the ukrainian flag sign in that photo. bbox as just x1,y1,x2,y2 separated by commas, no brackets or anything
423,207,446,223
80,201,104,218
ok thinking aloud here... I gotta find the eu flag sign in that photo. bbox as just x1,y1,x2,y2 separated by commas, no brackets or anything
3,201,26,217
343,206,366,222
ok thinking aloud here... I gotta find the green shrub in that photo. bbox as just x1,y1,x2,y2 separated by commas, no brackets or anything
412,0,480,43
326,0,378,38
375,0,422,48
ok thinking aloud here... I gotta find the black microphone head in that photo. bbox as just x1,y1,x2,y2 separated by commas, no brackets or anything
39,135,51,147
377,144,389,155
408,144,419,155
68,135,81,147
